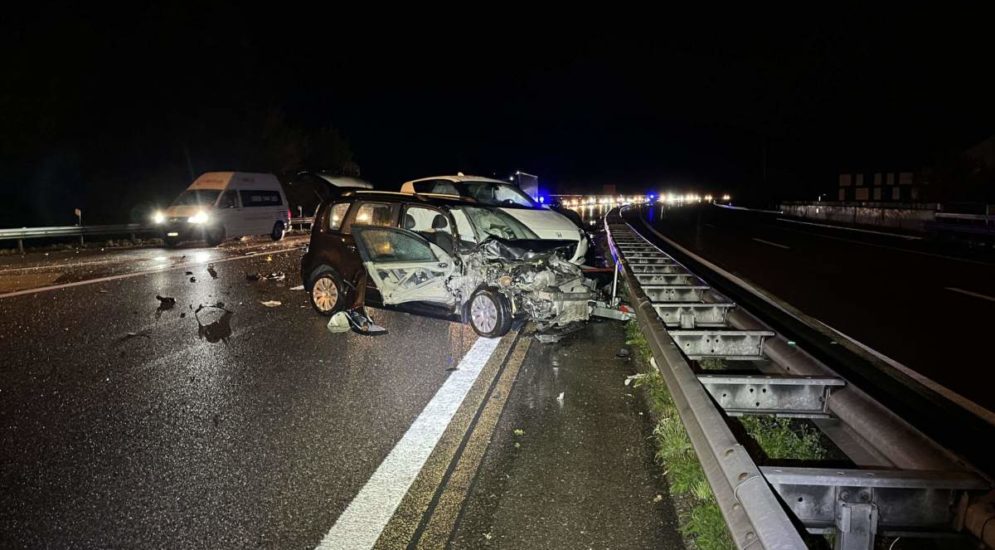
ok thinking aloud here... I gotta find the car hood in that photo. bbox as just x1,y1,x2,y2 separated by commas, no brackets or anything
474,237,576,262
499,208,580,240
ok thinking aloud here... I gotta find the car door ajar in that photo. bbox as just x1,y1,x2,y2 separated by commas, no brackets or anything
350,226,455,306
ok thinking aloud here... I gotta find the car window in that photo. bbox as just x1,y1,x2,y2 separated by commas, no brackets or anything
461,182,537,208
402,206,452,234
239,190,283,207
353,202,395,227
450,209,477,243
356,228,437,263
413,180,460,195
326,202,350,231
218,190,239,209
454,206,539,240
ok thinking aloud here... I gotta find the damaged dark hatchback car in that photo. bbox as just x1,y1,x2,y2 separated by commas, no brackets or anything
300,191,595,337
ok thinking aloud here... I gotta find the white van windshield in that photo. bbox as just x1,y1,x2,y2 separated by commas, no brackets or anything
454,207,538,241
172,190,221,207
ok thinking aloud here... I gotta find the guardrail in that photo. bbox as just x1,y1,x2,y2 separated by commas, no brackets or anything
0,217,314,253
605,207,993,549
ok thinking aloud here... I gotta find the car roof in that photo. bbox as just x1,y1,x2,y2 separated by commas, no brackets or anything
404,174,510,185
333,190,480,208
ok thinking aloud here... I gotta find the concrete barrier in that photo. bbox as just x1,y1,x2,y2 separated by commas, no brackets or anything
780,202,937,232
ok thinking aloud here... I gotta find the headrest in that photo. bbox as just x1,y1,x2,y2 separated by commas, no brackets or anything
431,214,449,230
403,213,416,229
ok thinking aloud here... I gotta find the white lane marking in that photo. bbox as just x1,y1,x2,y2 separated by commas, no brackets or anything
635,217,995,427
776,226,995,267
0,239,304,274
945,287,995,303
816,320,995,427
752,238,791,250
713,203,784,215
0,246,304,300
316,336,501,550
777,217,923,240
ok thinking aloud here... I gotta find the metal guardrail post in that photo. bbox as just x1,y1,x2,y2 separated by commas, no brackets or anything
605,217,806,550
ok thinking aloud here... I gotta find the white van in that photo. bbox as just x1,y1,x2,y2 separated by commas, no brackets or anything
154,172,290,247
400,175,589,264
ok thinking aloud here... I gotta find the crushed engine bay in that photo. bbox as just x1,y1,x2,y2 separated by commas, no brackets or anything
448,237,596,331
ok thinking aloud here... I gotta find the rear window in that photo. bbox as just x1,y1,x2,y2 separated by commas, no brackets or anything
326,203,350,231
239,190,283,207
352,202,395,227
413,180,460,195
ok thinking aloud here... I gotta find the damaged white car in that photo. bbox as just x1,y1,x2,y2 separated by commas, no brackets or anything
301,192,597,337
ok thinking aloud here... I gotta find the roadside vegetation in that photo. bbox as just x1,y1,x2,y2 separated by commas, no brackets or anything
625,320,734,550
625,319,830,549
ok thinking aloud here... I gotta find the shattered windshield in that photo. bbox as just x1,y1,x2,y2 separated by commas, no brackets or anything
455,206,538,241
171,190,220,207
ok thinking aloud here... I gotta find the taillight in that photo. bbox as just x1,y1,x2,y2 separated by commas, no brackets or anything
287,209,292,220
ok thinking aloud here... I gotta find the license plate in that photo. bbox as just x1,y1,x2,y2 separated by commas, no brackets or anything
167,232,179,237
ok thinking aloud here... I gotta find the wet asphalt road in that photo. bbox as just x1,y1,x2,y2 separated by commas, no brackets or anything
0,239,478,548
0,234,681,549
452,320,683,550
635,204,995,413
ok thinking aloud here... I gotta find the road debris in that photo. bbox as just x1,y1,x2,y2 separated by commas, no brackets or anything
260,300,282,307
624,373,646,386
616,347,631,358
264,271,286,281
185,271,193,275
189,276,196,283
207,265,218,279
327,308,388,335
513,428,525,436
155,295,176,309
290,284,304,291
556,391,565,405
245,272,261,281
327,312,351,333
194,303,233,344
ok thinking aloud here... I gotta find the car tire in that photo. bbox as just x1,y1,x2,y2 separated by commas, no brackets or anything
467,287,512,338
205,225,225,247
271,221,285,241
308,268,345,316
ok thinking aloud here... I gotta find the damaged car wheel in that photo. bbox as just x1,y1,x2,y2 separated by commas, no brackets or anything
308,269,344,316
468,287,512,338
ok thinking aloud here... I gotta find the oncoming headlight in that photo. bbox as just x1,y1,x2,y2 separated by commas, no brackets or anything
153,211,165,224
188,211,210,224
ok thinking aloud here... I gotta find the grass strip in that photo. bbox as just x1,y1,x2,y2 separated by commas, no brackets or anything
625,320,735,550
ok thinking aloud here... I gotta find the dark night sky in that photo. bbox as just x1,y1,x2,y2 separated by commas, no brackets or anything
2,7,994,225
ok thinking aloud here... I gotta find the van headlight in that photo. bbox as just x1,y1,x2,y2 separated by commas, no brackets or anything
188,211,210,224
153,211,165,224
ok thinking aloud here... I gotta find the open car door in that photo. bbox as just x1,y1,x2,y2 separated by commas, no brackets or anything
351,226,456,306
